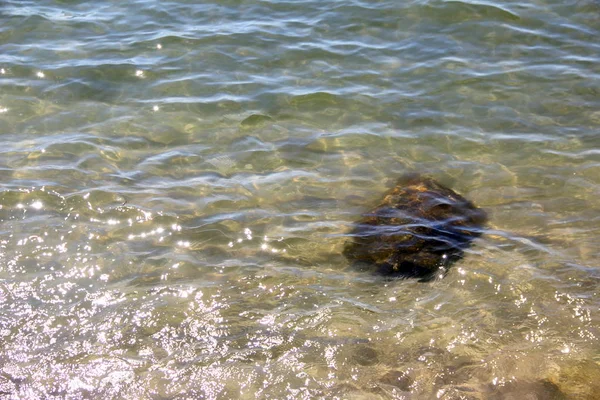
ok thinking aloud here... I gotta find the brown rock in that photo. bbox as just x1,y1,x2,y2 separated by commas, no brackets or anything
343,174,487,281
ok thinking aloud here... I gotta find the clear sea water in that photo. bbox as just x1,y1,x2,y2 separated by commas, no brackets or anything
1,0,599,399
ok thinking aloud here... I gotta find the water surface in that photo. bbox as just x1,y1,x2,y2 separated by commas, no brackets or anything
1,0,599,398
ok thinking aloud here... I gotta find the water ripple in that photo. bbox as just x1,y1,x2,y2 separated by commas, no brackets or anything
1,0,599,398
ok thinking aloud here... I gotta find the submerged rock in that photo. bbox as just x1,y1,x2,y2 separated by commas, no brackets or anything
343,174,487,281
488,379,567,400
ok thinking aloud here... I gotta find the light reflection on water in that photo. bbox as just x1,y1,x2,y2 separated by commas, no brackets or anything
1,0,600,398
2,167,599,399
1,184,597,398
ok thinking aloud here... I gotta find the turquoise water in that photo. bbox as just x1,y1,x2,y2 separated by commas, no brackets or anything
1,0,599,398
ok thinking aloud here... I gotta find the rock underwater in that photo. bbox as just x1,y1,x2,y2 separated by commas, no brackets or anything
343,174,487,281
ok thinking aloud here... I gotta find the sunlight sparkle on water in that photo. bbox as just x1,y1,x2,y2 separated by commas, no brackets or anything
0,2,598,398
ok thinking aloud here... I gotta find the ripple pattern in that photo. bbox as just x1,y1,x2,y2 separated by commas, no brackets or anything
1,0,599,398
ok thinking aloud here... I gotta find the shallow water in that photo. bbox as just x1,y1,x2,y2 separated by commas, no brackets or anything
1,0,599,398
